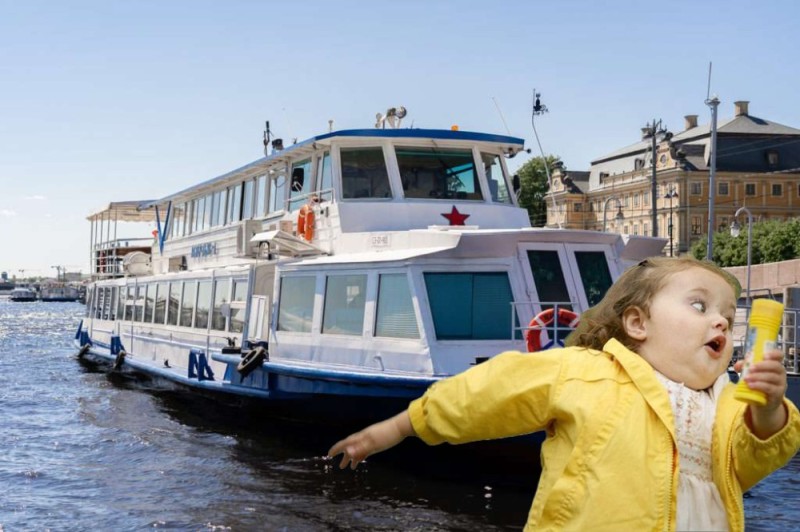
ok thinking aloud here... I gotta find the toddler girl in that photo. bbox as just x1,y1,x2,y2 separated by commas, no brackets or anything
328,257,800,531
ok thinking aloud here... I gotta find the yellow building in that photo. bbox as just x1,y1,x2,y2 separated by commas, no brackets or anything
546,101,800,255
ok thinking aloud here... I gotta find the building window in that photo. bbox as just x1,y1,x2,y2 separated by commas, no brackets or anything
718,182,729,195
690,182,702,195
772,183,783,197
745,183,756,196
633,193,640,207
766,150,779,167
574,203,583,212
718,217,729,232
691,216,701,235
643,223,649,236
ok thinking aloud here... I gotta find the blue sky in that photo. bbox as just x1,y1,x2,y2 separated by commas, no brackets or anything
1,0,798,277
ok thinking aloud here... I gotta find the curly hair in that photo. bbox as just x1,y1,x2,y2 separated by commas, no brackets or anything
564,256,741,352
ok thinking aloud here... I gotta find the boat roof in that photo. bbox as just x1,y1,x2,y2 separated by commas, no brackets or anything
141,128,526,208
86,201,158,222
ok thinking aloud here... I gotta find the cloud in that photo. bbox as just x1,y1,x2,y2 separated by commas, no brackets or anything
25,195,47,201
1,209,17,217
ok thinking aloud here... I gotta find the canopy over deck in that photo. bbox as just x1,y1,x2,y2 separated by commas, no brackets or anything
87,200,157,223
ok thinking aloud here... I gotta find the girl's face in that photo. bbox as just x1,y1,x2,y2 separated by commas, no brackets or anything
627,267,737,390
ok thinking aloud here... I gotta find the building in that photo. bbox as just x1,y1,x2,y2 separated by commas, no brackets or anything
546,101,800,255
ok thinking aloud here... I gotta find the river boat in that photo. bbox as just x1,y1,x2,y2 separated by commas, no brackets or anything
40,282,82,302
10,286,37,302
74,112,673,466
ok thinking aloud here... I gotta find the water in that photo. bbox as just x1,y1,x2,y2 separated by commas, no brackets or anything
0,300,798,531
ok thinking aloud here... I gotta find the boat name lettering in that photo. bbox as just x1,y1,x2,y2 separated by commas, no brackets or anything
371,234,391,248
191,242,218,257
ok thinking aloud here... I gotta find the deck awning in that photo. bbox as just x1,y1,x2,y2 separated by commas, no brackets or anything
86,200,157,222
250,230,327,258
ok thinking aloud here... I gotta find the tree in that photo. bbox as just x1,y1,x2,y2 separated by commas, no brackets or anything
690,218,800,266
515,155,560,227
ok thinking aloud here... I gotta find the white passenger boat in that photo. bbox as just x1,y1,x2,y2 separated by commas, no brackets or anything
74,113,667,460
40,282,82,302
10,286,37,302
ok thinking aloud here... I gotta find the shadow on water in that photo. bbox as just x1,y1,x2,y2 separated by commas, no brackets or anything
77,360,536,530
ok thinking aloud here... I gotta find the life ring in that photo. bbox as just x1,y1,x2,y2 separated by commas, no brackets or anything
237,346,267,379
525,308,580,352
297,204,315,241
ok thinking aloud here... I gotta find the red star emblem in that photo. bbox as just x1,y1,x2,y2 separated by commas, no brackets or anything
441,206,470,225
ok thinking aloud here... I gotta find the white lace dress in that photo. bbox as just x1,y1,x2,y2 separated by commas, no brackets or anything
655,371,730,531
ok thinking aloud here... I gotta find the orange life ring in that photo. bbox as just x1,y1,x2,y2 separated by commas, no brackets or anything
525,308,580,352
297,204,315,241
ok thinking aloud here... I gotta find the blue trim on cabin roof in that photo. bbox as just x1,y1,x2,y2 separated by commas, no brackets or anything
141,129,524,208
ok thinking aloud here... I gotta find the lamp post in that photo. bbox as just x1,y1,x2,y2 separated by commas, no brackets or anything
664,187,679,256
643,119,669,237
602,196,624,232
730,206,753,308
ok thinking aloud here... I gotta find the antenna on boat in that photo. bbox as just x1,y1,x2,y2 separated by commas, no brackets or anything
491,97,511,135
531,89,561,228
263,121,271,157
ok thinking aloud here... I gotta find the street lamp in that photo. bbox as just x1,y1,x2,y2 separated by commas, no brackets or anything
643,119,670,237
730,206,753,308
664,187,679,256
602,196,624,232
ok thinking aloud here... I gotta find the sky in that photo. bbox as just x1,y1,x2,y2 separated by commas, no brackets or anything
1,0,799,277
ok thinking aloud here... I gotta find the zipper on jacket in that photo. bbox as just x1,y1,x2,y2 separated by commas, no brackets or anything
666,433,676,531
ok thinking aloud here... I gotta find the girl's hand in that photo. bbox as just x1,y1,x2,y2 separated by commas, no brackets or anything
327,411,415,470
734,348,788,439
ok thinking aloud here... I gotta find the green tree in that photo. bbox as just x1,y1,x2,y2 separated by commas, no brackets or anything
515,155,560,227
691,218,800,266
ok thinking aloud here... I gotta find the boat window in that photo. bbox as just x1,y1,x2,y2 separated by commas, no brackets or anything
211,278,231,331
574,251,613,307
154,283,167,324
109,286,118,320
255,175,267,218
277,276,315,333
172,202,186,238
397,148,482,200
269,171,287,213
526,250,572,312
227,184,242,224
229,279,248,333
195,281,212,329
317,151,332,200
144,283,156,323
117,286,125,321
180,281,197,328
481,152,512,204
341,147,392,199
203,193,213,229
289,158,314,210
137,286,148,322
242,180,255,220
100,287,110,320
124,286,136,321
375,274,420,339
85,287,93,317
424,272,518,340
166,282,180,326
322,274,367,336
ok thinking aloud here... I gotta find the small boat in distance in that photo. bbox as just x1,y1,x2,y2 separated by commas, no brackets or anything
9,286,37,302
74,110,667,469
39,282,82,302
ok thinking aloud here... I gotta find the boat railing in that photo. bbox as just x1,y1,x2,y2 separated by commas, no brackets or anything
92,237,154,279
511,300,578,351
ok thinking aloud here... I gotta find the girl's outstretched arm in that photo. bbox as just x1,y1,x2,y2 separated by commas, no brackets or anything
735,348,789,439
327,410,416,469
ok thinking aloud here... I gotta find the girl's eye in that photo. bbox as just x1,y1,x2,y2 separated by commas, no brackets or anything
691,301,706,313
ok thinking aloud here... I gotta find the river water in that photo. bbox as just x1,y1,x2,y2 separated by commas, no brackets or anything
0,300,798,531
